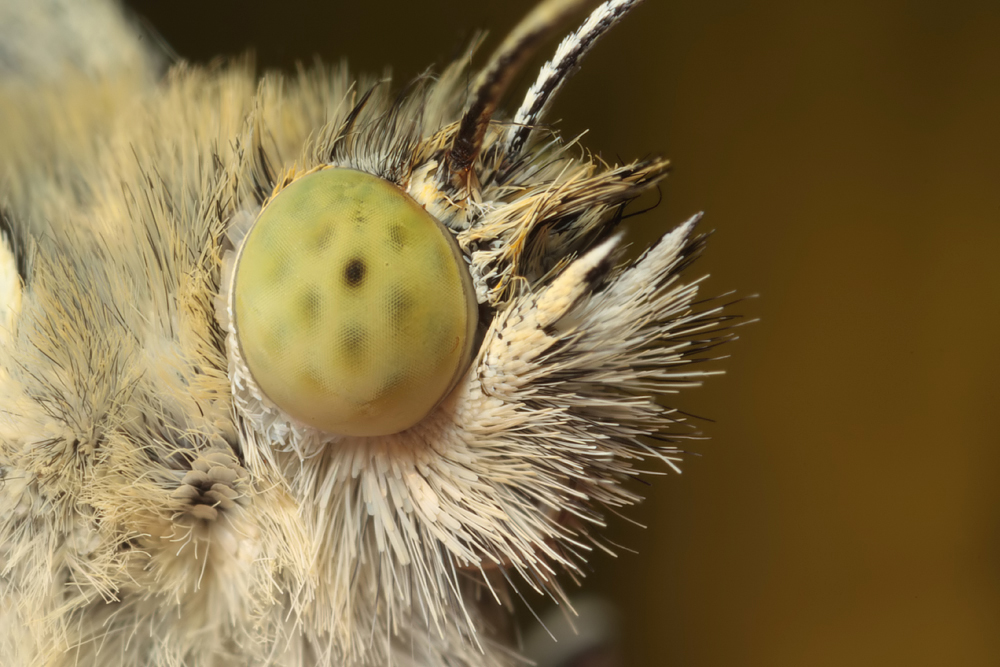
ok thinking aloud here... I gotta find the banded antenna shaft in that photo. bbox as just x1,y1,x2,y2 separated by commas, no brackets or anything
443,0,593,187
506,0,645,159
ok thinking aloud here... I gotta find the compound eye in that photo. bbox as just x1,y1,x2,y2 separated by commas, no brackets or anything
232,168,478,436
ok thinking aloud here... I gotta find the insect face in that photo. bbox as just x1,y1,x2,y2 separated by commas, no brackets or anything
0,0,737,665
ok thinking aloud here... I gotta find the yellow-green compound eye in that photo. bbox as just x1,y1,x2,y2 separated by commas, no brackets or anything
233,168,478,436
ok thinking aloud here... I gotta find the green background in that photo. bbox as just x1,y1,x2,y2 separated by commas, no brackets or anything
125,1,1000,664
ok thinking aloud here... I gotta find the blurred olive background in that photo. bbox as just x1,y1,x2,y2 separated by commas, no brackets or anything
125,1,1000,664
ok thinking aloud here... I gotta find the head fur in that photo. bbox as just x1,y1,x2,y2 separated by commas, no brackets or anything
0,1,738,665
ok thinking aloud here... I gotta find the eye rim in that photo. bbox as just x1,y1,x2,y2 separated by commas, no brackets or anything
227,165,479,438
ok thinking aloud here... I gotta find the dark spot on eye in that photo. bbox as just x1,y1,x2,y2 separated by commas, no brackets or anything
301,366,327,393
427,252,450,278
374,372,406,399
264,323,288,356
352,210,367,225
344,258,366,287
313,225,335,251
267,256,291,282
340,323,369,360
387,224,407,251
386,286,413,327
295,285,321,326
